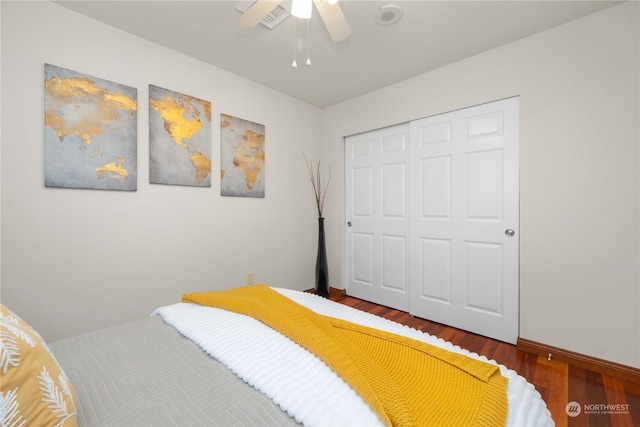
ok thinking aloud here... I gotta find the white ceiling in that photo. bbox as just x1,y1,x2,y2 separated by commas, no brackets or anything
55,0,621,108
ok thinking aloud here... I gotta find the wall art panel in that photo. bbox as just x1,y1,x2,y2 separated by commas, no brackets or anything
220,114,265,198
149,85,211,187
44,64,137,190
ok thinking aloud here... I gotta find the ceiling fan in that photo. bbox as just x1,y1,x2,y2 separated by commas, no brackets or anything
237,0,352,42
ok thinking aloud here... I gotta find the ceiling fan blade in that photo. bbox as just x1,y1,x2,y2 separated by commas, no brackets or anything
238,0,283,29
313,0,351,42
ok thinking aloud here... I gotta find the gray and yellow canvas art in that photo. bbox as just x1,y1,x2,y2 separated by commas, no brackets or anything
149,85,212,187
220,114,265,198
44,64,137,190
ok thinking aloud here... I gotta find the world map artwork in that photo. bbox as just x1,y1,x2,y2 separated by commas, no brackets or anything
44,64,138,190
220,114,265,198
149,85,212,187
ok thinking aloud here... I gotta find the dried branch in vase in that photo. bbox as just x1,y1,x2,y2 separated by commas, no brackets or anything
304,153,331,218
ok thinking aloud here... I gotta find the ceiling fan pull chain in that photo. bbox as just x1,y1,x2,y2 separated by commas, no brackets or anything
292,17,298,68
306,18,311,67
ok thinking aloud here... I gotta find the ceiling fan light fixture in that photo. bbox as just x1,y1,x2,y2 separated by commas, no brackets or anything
374,4,403,26
292,0,313,19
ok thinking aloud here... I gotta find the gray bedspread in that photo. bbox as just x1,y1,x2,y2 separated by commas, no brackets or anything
49,315,301,427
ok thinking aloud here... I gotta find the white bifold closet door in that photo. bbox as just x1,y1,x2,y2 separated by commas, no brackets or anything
346,97,519,344
345,124,411,312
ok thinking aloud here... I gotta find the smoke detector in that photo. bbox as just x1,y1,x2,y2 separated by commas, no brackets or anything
374,4,403,26
235,1,290,29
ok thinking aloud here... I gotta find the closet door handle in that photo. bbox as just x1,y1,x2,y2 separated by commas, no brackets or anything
347,222,352,227
505,229,515,237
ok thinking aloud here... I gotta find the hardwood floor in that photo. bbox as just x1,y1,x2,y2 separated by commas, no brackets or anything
329,291,640,427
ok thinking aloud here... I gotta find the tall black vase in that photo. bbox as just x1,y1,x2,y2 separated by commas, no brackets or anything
315,217,330,298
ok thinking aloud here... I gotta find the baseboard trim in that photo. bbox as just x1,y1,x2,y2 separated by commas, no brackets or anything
329,287,346,298
517,338,640,383
305,287,345,298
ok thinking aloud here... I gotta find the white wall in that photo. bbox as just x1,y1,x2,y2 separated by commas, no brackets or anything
322,2,639,368
1,1,322,341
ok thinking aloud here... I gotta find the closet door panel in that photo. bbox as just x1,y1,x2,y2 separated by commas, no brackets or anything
346,124,410,311
410,97,519,344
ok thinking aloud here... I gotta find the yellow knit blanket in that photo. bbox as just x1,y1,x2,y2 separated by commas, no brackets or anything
182,285,508,427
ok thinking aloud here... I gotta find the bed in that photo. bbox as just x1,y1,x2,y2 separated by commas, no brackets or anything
2,286,554,426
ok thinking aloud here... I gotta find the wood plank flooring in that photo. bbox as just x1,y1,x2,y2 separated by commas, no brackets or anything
329,291,640,427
